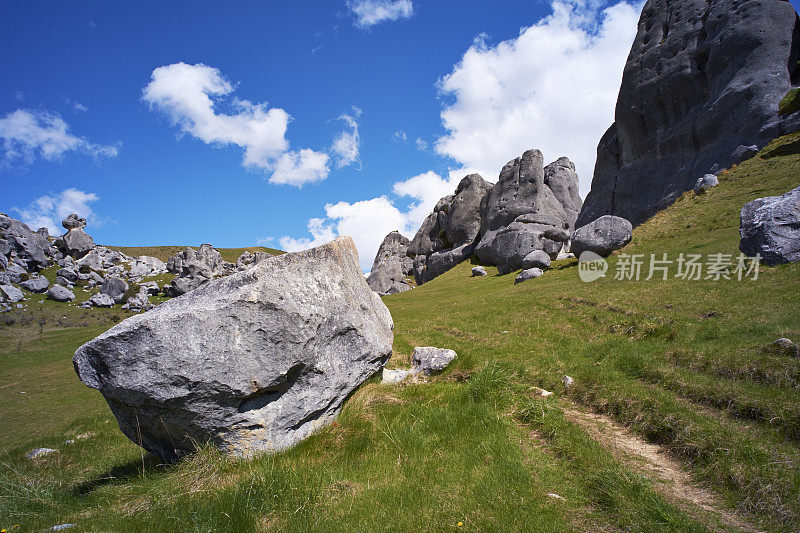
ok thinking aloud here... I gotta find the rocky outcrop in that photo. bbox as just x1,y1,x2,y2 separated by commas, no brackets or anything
100,277,129,304
475,150,576,274
0,214,50,270
544,157,582,228
235,250,272,271
20,276,49,293
571,215,633,257
739,185,800,265
366,231,413,295
47,285,75,302
577,0,800,228
409,174,492,285
165,244,232,296
62,214,87,230
77,247,129,272
128,256,167,278
73,237,393,460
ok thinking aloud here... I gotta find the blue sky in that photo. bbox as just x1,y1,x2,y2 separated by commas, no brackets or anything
3,0,798,271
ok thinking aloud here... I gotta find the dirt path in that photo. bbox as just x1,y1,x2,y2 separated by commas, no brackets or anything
562,406,762,533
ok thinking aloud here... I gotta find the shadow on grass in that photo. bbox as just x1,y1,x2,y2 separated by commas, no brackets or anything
760,138,800,159
71,454,171,497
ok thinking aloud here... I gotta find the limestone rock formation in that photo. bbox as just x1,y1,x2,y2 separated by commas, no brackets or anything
47,285,75,302
20,276,49,293
366,231,413,295
577,0,800,227
100,277,129,304
514,268,544,285
411,347,457,374
475,150,574,274
471,266,487,277
410,174,492,285
165,244,232,296
0,214,50,270
571,215,633,257
739,185,800,265
77,247,129,271
128,256,167,278
235,250,273,271
62,214,87,230
73,237,393,460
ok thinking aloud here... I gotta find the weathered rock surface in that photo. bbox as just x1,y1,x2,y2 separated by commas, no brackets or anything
0,214,50,270
694,174,719,194
410,174,492,285
475,150,573,274
47,285,75,302
514,268,544,284
739,185,800,265
122,286,152,312
522,250,551,270
366,231,413,295
235,251,272,271
88,293,115,308
471,266,487,277
577,0,800,228
100,277,129,303
62,214,87,230
73,237,394,460
21,276,49,293
571,216,633,257
544,157,583,228
166,244,231,296
1,284,24,302
411,347,457,374
128,256,166,278
60,229,94,258
77,247,128,271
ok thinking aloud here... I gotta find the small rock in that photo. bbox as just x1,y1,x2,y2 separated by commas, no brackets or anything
571,215,633,257
562,375,574,390
100,277,129,303
732,144,759,164
47,285,75,302
547,493,565,501
0,284,24,303
522,250,551,269
531,387,553,397
694,174,719,193
88,293,115,308
382,367,420,384
20,275,50,293
514,268,543,284
471,266,487,277
62,213,87,230
56,267,80,283
49,524,77,531
411,347,457,374
26,447,57,460
763,338,799,357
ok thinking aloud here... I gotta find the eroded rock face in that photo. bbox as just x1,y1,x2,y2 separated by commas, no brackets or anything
60,229,94,258
366,231,413,295
475,150,573,273
77,247,129,271
0,214,50,270
739,185,800,265
62,214,87,230
128,256,167,278
236,251,273,271
73,237,394,460
409,174,492,285
577,0,800,228
544,157,583,228
166,244,232,296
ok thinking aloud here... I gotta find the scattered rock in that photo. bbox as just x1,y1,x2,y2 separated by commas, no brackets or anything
4,262,29,284
763,338,799,357
471,266,487,277
88,293,115,308
128,256,167,278
100,277,129,303
522,250,551,269
47,285,75,302
531,387,553,397
367,231,414,295
124,286,152,312
59,227,94,258
56,267,80,283
731,144,759,164
739,185,800,265
547,493,565,501
410,174,492,285
166,244,231,296
562,375,574,390
693,174,719,194
382,367,420,384
476,150,574,274
53,276,74,288
411,347,457,374
73,237,393,460
62,213,87,230
571,216,632,257
140,281,160,295
20,276,50,293
0,284,24,302
77,246,128,271
576,0,799,227
514,268,544,284
235,250,272,271
26,447,57,460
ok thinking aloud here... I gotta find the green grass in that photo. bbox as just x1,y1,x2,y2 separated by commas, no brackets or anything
2,132,800,531
779,88,800,116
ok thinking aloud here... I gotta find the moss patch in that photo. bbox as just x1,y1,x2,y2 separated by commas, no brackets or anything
778,88,800,116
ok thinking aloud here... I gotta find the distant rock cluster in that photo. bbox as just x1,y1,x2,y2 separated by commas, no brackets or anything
367,150,597,291
0,211,275,312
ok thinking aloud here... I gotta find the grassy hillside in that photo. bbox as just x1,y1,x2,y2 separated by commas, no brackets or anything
105,245,284,263
1,133,799,531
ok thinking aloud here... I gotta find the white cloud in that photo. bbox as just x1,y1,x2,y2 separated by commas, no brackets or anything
12,188,100,235
0,109,119,165
331,108,361,168
392,130,408,143
143,62,357,187
347,0,413,28
270,149,330,186
64,97,88,113
435,0,640,194
415,137,428,151
279,217,338,253
256,236,275,246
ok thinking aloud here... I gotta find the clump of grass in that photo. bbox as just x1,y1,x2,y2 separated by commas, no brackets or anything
779,88,800,116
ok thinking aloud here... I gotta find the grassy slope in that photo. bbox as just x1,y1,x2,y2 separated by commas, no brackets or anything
105,245,284,263
1,133,798,531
